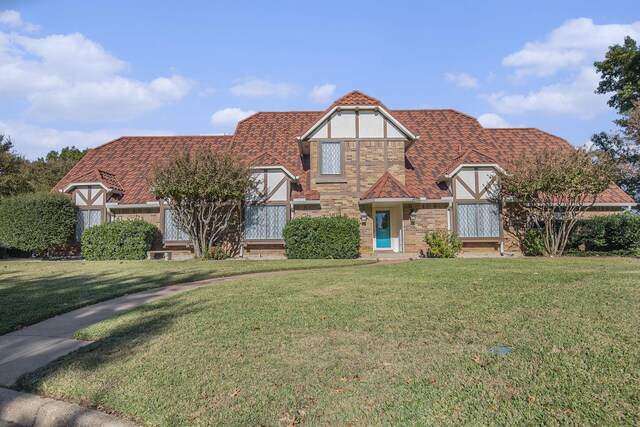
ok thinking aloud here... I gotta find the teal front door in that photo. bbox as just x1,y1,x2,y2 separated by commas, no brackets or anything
375,210,391,249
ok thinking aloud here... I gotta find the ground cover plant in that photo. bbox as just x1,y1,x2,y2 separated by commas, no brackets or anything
16,258,640,426
0,259,371,334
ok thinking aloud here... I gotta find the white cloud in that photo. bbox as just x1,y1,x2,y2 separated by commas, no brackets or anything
230,78,297,98
0,10,40,32
0,29,194,122
477,113,511,128
444,72,478,88
309,84,336,103
486,67,605,118
503,18,640,78
210,107,255,128
0,120,172,159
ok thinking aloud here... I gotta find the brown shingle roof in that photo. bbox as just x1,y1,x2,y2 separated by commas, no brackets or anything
361,172,416,200
327,90,388,110
53,91,634,205
54,136,232,204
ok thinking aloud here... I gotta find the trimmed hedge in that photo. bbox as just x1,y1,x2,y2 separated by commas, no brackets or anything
0,192,76,256
283,215,360,259
568,213,640,254
82,220,160,260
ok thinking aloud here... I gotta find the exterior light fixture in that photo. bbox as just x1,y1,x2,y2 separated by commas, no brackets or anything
360,210,367,225
410,209,417,225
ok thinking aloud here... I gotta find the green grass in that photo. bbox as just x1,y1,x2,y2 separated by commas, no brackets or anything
0,259,371,335
16,258,640,426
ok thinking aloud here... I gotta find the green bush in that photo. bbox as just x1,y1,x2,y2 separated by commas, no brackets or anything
568,213,640,253
82,220,160,260
523,228,546,256
563,249,637,257
424,230,462,258
0,192,76,256
207,245,228,260
283,215,360,259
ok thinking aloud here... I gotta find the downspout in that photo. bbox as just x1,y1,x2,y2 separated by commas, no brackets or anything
447,202,452,232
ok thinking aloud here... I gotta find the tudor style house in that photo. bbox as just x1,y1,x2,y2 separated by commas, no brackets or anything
54,91,635,256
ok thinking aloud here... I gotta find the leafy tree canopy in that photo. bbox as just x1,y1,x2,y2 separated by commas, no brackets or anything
494,148,617,256
595,36,640,118
44,146,89,163
592,36,640,203
0,135,30,198
149,149,260,258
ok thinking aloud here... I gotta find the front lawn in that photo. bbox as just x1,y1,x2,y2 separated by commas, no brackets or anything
17,258,640,426
0,259,371,335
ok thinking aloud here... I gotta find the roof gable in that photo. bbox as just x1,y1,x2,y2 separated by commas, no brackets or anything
360,172,416,201
300,90,417,142
439,148,500,179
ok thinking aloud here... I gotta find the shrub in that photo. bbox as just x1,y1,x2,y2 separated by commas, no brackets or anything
0,192,76,256
523,228,546,256
207,245,228,260
82,220,160,260
563,249,637,257
283,215,360,259
424,230,462,258
567,213,640,253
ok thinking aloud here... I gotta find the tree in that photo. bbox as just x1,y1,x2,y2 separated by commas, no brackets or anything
493,148,617,257
45,146,89,163
0,135,31,198
0,192,77,256
27,146,90,192
149,149,261,258
592,37,640,202
595,36,640,119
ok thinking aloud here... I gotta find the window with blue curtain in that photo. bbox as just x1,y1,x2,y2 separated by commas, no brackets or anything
163,209,190,241
320,141,341,175
75,209,102,241
456,203,500,238
245,205,287,240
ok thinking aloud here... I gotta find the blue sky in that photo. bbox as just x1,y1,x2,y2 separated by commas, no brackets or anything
1,0,639,159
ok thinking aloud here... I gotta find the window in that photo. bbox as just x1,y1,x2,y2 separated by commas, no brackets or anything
163,209,189,241
320,141,342,175
76,209,102,241
244,205,287,240
456,203,500,238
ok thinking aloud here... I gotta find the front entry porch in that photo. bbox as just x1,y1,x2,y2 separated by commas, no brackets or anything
360,202,406,254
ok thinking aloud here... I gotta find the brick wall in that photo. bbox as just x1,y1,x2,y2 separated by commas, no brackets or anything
402,204,449,256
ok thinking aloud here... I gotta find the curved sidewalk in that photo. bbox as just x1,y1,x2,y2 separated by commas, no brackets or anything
0,260,401,388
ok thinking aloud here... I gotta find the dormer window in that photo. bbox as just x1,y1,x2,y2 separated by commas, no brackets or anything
319,141,342,175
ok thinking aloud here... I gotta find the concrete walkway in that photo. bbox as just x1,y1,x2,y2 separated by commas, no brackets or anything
0,260,398,388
